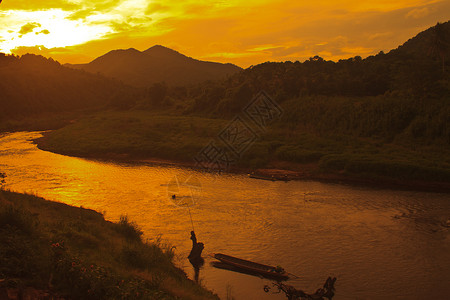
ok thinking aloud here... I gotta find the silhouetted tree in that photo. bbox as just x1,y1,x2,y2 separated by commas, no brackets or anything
428,22,449,74
0,172,6,187
0,53,129,118
147,82,167,107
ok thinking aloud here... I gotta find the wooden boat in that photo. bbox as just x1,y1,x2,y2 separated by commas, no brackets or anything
248,173,290,182
210,253,289,280
248,173,275,181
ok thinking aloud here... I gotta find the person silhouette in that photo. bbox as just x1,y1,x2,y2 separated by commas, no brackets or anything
188,231,204,260
188,231,204,283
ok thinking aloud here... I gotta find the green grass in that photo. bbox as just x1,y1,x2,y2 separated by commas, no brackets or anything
0,189,218,300
37,109,450,184
38,111,227,161
115,215,144,242
0,111,84,133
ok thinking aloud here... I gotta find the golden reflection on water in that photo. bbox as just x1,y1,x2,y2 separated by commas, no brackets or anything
1,132,450,300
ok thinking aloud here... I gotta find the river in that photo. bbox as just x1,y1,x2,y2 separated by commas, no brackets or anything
1,131,449,299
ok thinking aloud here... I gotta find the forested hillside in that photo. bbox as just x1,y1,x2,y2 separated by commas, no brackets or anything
0,53,134,120
172,22,448,107
149,22,450,146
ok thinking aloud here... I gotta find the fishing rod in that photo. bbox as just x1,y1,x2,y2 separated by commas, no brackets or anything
187,204,195,232
171,175,196,232
187,184,196,232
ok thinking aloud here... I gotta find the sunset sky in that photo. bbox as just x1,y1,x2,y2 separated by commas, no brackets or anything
0,0,449,67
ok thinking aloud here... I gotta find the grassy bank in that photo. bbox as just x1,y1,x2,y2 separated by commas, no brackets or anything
36,111,227,161
0,111,83,133
0,189,218,299
35,110,450,191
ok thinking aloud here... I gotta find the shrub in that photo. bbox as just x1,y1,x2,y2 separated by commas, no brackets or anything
276,145,324,163
114,215,143,242
0,172,6,187
121,242,174,272
0,229,46,279
0,205,38,235
50,243,166,299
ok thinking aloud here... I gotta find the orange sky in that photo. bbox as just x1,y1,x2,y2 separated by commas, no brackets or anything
0,0,448,67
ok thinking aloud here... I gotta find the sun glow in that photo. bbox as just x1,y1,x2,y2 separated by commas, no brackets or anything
0,9,111,53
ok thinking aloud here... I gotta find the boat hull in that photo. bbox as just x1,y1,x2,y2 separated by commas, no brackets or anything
248,174,290,182
211,253,289,280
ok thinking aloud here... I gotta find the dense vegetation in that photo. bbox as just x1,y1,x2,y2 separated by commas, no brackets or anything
0,53,136,121
150,22,450,145
37,109,450,187
98,23,449,150
0,189,218,299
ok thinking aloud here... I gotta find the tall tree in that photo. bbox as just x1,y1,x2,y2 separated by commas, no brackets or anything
428,22,449,74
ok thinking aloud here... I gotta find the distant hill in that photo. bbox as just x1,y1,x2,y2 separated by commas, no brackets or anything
388,21,449,60
163,22,449,147
66,45,242,87
0,53,134,120
178,21,449,116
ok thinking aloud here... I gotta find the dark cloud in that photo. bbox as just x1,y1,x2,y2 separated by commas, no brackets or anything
146,2,170,14
2,0,80,11
110,22,135,33
67,9,93,21
66,0,119,21
18,22,41,37
35,29,50,35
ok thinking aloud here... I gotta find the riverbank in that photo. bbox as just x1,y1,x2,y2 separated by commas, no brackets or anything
0,189,218,299
31,109,450,193
0,111,85,134
34,132,450,193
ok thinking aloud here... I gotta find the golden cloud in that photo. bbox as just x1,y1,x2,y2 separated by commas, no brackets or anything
18,22,41,37
1,0,79,11
406,7,432,19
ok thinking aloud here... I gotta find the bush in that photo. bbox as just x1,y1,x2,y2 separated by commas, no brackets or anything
0,229,46,279
114,215,143,242
50,243,167,299
276,145,324,163
319,154,349,172
319,154,450,181
0,205,38,235
0,172,6,187
121,242,174,272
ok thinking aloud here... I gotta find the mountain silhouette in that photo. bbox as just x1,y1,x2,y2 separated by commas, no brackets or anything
179,21,449,116
0,53,133,119
66,45,242,87
387,21,449,58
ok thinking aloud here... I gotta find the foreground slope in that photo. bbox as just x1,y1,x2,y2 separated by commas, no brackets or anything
0,189,218,300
